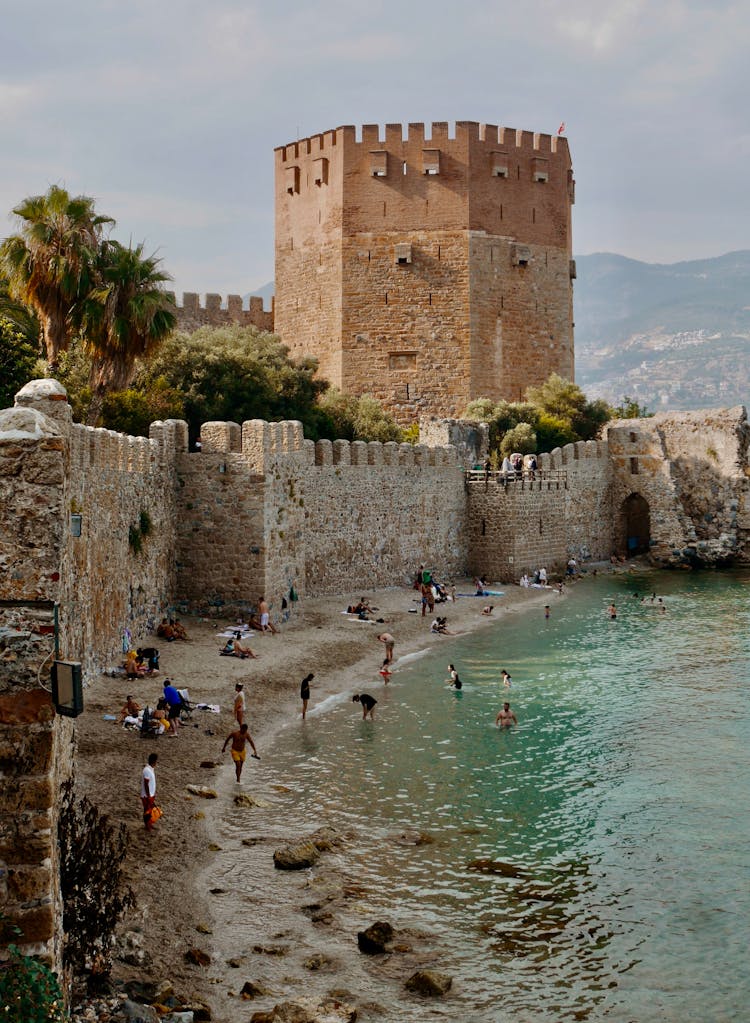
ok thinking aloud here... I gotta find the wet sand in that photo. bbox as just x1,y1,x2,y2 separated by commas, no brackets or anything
74,578,564,1014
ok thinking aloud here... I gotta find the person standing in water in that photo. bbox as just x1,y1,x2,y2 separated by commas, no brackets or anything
300,673,314,720
495,702,518,728
608,602,617,619
222,723,260,782
353,693,377,719
501,669,512,688
446,664,462,689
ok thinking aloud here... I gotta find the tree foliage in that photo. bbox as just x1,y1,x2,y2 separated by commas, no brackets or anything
611,395,653,419
318,388,402,443
77,240,176,424
0,185,112,370
500,422,537,457
0,319,40,408
461,374,614,457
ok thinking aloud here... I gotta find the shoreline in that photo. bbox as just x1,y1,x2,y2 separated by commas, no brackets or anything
73,572,610,1018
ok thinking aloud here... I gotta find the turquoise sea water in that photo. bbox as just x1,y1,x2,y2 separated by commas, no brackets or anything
222,572,750,1021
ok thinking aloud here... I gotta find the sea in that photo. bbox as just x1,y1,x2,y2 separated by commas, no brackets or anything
210,570,750,1022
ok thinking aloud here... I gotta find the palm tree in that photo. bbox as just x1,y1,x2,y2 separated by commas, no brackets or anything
0,275,42,349
0,185,113,371
80,240,176,425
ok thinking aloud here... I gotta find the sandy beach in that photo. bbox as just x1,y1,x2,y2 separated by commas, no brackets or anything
74,577,566,1016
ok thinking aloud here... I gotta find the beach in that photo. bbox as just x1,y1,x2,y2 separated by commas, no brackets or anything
73,577,558,1014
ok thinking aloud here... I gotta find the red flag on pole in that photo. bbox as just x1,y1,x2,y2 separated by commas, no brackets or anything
557,122,566,135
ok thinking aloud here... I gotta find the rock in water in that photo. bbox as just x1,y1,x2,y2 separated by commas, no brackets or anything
357,921,394,954
186,785,218,799
405,969,453,996
249,999,357,1022
273,840,320,870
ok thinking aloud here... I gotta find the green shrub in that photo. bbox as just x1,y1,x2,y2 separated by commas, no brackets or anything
0,944,65,1022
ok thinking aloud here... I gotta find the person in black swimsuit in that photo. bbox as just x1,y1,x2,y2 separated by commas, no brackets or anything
353,693,377,719
300,673,314,720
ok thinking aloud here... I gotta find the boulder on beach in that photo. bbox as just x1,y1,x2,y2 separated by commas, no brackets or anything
310,824,342,851
404,969,453,996
184,947,211,966
357,920,393,954
241,980,274,999
234,792,270,808
273,840,321,870
248,998,357,1023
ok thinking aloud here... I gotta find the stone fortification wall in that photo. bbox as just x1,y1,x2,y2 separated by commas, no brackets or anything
300,439,466,596
171,291,273,334
174,422,466,606
274,121,574,422
174,420,307,614
467,440,613,581
607,408,750,565
0,381,180,970
419,417,488,466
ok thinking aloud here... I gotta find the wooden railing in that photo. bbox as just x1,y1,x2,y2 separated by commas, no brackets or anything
465,468,568,490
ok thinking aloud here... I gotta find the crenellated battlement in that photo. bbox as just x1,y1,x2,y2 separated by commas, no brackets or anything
275,121,568,164
538,439,609,472
171,291,274,334
311,437,459,468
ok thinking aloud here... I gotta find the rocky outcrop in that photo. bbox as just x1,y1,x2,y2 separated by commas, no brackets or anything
356,920,394,954
404,969,453,996
273,840,320,870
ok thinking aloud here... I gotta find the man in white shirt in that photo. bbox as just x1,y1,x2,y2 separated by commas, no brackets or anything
141,752,158,831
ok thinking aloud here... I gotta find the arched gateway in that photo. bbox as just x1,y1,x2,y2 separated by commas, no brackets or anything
622,493,651,555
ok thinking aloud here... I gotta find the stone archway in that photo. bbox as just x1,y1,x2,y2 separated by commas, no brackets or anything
622,493,651,555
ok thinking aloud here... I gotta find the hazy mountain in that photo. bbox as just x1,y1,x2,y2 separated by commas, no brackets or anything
574,251,750,411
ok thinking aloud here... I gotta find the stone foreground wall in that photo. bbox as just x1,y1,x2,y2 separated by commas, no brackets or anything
0,380,179,971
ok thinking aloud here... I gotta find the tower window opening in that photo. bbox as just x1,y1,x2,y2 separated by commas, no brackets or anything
630,457,639,475
481,519,486,536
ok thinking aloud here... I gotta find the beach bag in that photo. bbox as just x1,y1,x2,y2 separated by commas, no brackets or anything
149,805,163,824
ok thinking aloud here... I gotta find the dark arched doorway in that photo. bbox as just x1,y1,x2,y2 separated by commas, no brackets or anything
622,493,650,555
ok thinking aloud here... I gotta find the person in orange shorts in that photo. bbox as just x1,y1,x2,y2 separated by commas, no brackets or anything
222,723,260,782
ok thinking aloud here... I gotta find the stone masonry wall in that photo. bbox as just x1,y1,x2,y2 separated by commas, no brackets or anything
467,440,613,581
171,292,273,334
300,440,467,596
0,381,179,971
607,408,750,565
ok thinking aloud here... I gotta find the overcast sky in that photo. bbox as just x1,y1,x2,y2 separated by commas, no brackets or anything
2,0,748,298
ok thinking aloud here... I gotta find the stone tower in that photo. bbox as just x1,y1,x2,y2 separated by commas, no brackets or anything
274,121,575,423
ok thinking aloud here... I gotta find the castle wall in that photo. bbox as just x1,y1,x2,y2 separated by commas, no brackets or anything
0,381,180,972
172,292,273,334
274,122,575,422
466,441,614,581
606,409,750,565
300,441,467,596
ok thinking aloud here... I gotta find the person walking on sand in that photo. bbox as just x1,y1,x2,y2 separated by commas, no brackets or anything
300,673,314,719
495,702,518,728
222,723,260,782
377,632,395,663
234,683,246,726
353,693,377,720
141,752,158,832
501,669,512,689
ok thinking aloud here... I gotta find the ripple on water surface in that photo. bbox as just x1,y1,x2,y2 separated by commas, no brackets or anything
217,572,750,1022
